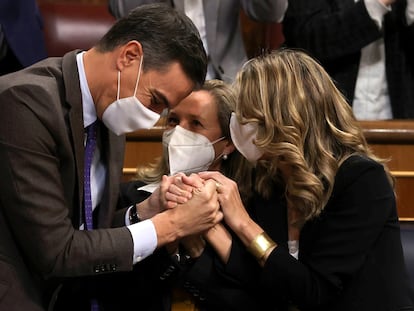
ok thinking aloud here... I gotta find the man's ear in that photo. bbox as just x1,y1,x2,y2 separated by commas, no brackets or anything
116,40,143,70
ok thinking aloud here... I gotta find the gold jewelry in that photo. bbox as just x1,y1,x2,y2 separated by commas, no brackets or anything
247,232,276,261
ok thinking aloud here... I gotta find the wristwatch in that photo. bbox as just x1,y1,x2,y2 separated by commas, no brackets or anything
128,205,140,224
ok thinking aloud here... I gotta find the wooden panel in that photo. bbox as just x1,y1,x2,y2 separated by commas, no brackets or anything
360,120,414,220
123,128,164,182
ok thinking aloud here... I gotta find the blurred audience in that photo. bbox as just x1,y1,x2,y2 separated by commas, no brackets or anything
283,0,414,120
0,0,47,75
109,0,288,82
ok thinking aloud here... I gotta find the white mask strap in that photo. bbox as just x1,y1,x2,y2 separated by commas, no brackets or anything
210,136,226,145
133,56,143,97
116,70,121,101
116,55,143,100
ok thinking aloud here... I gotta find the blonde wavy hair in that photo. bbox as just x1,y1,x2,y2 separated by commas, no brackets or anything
233,49,393,224
134,79,253,204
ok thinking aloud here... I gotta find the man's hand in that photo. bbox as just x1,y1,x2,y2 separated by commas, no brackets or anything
378,0,395,5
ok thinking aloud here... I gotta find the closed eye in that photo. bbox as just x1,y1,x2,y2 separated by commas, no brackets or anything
166,116,179,127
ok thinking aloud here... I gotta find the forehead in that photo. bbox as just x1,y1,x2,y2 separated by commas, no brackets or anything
171,90,218,119
144,62,195,108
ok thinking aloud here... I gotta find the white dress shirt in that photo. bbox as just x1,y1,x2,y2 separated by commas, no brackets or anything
353,0,414,120
353,0,392,120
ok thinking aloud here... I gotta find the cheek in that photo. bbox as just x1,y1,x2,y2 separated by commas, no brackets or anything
213,141,225,156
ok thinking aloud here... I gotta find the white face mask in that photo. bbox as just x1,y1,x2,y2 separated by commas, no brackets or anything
230,112,263,163
102,56,160,135
163,125,224,175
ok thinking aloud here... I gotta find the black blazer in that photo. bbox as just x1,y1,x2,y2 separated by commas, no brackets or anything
183,155,414,310
283,0,414,118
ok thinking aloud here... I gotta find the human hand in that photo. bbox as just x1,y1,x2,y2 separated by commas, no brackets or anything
159,173,193,209
170,178,223,237
163,173,205,208
198,171,251,231
378,0,395,5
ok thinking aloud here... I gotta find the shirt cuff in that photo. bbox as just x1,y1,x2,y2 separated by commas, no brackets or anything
407,0,414,25
364,0,392,28
127,219,157,264
125,205,133,225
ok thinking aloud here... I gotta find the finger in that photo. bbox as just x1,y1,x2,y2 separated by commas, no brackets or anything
215,210,224,224
171,175,194,196
199,171,227,188
169,183,192,199
203,178,220,193
159,175,173,206
165,191,188,204
182,174,205,188
166,200,178,209
198,171,222,180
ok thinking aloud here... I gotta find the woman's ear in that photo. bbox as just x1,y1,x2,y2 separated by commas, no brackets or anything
223,140,235,157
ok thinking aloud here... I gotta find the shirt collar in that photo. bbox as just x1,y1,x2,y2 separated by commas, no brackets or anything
76,51,97,128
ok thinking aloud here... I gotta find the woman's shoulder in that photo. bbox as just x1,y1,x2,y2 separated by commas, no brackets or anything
339,154,382,172
334,154,389,189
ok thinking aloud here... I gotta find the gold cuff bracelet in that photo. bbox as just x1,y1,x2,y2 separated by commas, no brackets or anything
247,231,276,261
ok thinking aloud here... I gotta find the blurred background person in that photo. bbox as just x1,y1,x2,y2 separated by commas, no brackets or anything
283,0,414,120
0,0,47,75
108,0,288,82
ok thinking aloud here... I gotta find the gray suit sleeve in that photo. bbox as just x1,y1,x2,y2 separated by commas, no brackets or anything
241,0,288,22
108,0,171,19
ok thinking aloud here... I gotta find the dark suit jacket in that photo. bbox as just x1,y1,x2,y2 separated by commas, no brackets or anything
183,155,414,310
283,0,414,118
108,0,285,82
0,51,134,311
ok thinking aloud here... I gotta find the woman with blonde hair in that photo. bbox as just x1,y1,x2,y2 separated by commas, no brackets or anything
179,49,414,310
112,79,253,311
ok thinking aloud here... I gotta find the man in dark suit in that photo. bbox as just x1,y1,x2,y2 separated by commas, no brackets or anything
0,4,222,311
283,0,414,119
0,0,47,74
109,0,288,82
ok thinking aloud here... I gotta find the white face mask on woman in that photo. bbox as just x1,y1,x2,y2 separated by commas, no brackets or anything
229,112,263,163
102,56,160,135
163,125,224,175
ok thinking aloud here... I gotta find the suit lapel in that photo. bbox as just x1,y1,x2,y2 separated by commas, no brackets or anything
62,50,85,227
97,126,125,228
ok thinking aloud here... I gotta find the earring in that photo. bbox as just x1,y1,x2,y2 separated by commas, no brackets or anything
223,154,228,160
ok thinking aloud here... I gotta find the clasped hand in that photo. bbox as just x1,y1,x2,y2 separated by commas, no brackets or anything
164,172,250,232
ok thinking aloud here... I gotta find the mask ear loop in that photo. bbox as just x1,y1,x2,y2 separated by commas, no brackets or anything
210,136,226,145
116,70,121,101
133,56,144,97
211,136,228,165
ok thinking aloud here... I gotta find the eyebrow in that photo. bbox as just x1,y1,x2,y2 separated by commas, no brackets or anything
152,89,171,110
